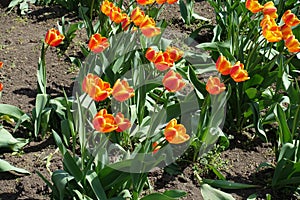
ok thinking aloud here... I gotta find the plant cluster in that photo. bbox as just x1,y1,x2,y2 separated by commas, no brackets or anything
0,0,300,199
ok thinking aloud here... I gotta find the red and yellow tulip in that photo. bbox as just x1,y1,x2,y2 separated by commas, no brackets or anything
93,109,118,133
206,76,226,95
230,62,250,82
263,1,278,19
215,55,232,75
82,73,112,101
115,112,131,132
166,46,184,62
45,28,64,47
282,10,300,27
285,35,300,53
162,70,186,92
164,119,190,144
112,79,135,102
153,51,174,71
88,33,109,53
245,0,263,13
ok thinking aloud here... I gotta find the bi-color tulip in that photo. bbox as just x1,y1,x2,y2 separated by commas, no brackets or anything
164,119,190,144
162,70,186,92
115,112,131,132
230,62,250,82
82,73,112,102
216,55,232,75
93,109,118,133
206,76,226,95
88,33,109,53
45,28,64,47
245,0,263,13
112,79,135,102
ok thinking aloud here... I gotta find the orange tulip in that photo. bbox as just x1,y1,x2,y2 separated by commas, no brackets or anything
166,46,184,62
156,0,166,4
131,7,146,26
82,73,112,101
245,0,263,13
93,109,118,133
281,24,293,40
110,6,124,24
230,62,250,82
164,119,190,144
145,47,158,62
115,112,131,132
206,76,226,95
139,15,161,38
162,70,186,92
101,0,114,16
167,0,178,4
282,10,300,27
0,61,3,68
263,1,278,18
112,79,135,102
137,0,155,5
285,35,300,53
121,14,131,31
153,51,174,71
152,142,161,154
45,28,64,47
0,82,3,92
262,25,282,42
88,33,109,53
260,14,277,28
215,55,232,75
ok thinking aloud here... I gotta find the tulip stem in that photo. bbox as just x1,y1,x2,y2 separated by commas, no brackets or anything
90,0,95,20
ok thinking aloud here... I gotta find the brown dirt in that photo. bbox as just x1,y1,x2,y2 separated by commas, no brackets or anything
0,2,290,200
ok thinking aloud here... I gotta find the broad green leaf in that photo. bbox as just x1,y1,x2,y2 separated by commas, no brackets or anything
52,170,74,199
86,171,107,200
0,127,28,151
140,193,179,200
163,190,187,198
203,179,260,189
200,183,235,200
0,158,30,174
0,104,29,120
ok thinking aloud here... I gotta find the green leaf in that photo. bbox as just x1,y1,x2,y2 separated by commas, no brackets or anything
163,190,187,198
52,170,74,199
141,192,180,200
188,66,207,98
86,171,107,200
0,104,29,120
203,179,260,189
0,158,30,174
200,183,235,200
273,104,292,144
0,127,28,152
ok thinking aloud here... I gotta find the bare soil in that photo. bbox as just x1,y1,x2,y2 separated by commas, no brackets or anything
0,2,293,200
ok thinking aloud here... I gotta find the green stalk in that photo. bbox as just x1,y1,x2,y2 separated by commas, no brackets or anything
90,0,95,20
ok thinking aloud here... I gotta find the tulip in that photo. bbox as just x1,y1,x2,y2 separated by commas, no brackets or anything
88,33,109,53
167,0,178,4
166,46,184,62
112,79,135,102
282,10,300,27
110,6,124,24
121,14,131,31
215,55,232,75
101,0,114,16
145,47,158,62
93,109,118,133
206,76,226,95
285,35,300,53
230,62,250,82
141,26,161,38
260,15,277,29
137,0,155,5
152,142,161,154
0,82,3,92
162,70,186,92
131,7,146,26
115,112,131,132
156,0,167,4
45,28,64,47
0,61,3,68
82,73,112,101
263,1,278,18
139,15,161,38
153,51,174,71
245,0,263,13
281,24,293,40
164,119,190,144
262,25,282,42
